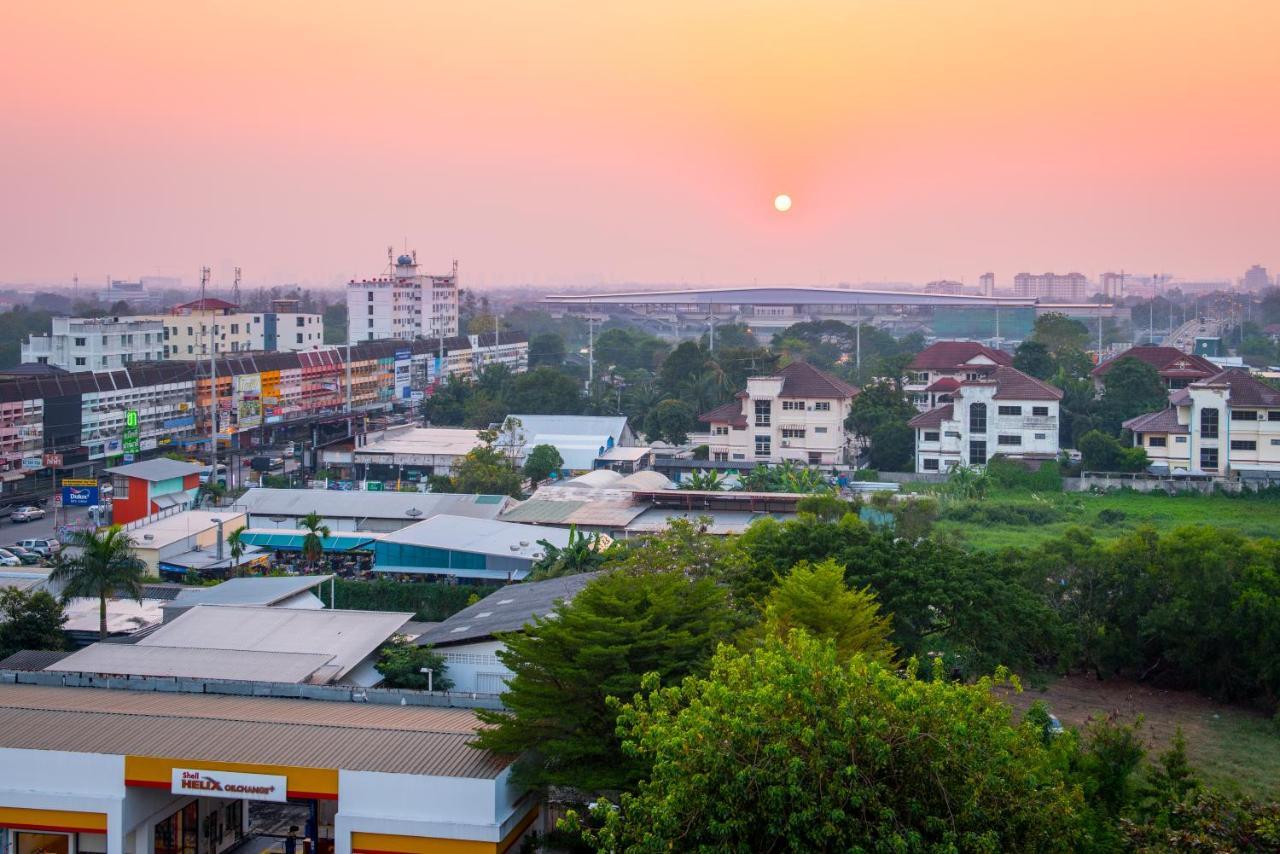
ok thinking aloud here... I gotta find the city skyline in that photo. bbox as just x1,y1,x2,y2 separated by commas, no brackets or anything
2,1,1278,288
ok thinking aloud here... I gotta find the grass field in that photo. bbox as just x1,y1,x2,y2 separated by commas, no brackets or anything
1004,674,1280,800
927,488,1280,550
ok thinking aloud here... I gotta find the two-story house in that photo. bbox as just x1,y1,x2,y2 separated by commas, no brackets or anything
1091,345,1218,392
698,362,859,465
904,342,1013,411
909,366,1063,472
1123,368,1280,476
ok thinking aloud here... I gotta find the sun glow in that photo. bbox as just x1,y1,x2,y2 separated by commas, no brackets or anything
773,194,792,212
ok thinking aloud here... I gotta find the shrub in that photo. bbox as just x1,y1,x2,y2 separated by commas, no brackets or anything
941,501,1064,526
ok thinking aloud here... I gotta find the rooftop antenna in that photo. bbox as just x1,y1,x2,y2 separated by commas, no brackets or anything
387,245,394,276
232,266,242,308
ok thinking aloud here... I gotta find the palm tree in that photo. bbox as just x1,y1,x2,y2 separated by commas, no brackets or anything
227,525,247,576
49,525,146,640
527,526,608,581
299,511,330,573
681,470,726,491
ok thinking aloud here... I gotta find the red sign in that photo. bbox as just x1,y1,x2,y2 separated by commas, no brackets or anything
43,452,63,467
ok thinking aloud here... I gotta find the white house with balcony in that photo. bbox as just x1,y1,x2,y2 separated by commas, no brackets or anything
1123,368,1280,476
22,316,167,372
698,362,859,465
904,341,1013,411
909,365,1063,472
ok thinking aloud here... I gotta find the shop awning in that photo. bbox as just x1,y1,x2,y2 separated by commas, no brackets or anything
236,529,384,553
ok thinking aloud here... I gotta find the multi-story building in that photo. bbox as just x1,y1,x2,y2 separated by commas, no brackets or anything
347,252,459,345
1123,368,1280,476
904,341,1013,411
1013,272,1089,302
923,280,965,295
1241,264,1272,291
1099,272,1126,300
21,316,167,372
698,362,859,465
979,272,995,297
1091,345,1219,391
153,298,324,358
909,365,1063,472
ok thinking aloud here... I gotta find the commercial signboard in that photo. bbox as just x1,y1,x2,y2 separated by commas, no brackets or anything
123,409,141,455
171,768,287,802
42,452,63,467
61,486,99,507
394,349,412,400
62,478,97,487
235,374,263,430
21,457,43,470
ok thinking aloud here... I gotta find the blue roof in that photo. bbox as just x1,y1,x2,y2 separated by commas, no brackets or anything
236,529,383,553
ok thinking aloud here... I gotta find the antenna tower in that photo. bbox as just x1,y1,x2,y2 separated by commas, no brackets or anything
232,267,242,308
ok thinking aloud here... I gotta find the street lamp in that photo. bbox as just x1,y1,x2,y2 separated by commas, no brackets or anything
419,667,434,692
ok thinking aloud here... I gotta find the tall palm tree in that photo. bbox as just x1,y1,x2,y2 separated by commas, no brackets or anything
299,511,330,573
49,525,146,640
227,525,247,576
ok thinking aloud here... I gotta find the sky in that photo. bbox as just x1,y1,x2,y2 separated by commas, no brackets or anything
2,1,1278,290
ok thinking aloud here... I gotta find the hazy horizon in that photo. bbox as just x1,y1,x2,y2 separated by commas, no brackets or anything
2,2,1278,289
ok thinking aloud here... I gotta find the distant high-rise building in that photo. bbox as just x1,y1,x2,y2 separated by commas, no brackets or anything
1013,272,1088,302
979,272,995,297
1100,272,1126,301
923,279,964,295
347,251,459,345
1241,264,1271,291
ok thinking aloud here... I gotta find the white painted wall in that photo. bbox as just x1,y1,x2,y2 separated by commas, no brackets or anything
437,639,511,694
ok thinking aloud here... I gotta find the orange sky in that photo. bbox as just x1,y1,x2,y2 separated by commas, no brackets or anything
2,1,1278,289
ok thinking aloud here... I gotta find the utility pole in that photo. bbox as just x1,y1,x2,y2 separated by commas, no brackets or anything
707,307,715,353
587,313,595,388
854,301,861,376
202,266,217,473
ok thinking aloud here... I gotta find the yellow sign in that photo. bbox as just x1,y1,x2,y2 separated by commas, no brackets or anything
62,478,97,487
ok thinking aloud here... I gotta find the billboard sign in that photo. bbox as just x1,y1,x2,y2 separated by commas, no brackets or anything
123,409,141,454
172,768,286,803
61,486,99,507
42,452,63,467
21,457,43,470
235,374,263,430
394,349,412,400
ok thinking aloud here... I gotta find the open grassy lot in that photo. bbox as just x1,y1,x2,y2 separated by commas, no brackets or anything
929,488,1280,551
1004,673,1280,800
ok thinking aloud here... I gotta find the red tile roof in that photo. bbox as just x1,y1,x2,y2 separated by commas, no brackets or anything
173,297,240,312
1197,368,1280,407
908,404,953,429
987,365,1064,401
1091,346,1217,379
923,377,961,392
1123,408,1187,434
909,341,1013,371
698,400,746,427
775,361,860,399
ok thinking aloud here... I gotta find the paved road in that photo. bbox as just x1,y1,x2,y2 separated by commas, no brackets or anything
0,504,90,547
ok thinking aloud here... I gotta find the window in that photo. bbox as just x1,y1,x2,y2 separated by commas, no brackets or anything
754,400,771,426
368,291,374,301
732,453,745,460
923,431,939,442
1148,436,1167,447
296,316,305,327
187,345,193,354
781,427,806,438
922,458,940,471
713,426,728,436
1032,406,1049,416
1200,447,1218,470
1230,440,1257,451
1231,410,1257,421
808,452,822,464
814,426,827,433
74,357,86,366
813,401,831,411
1175,436,1187,443
1269,411,1280,422
1271,439,1280,446
782,400,804,410
910,372,929,384
969,402,987,433
997,434,1022,446
231,323,239,334
997,405,1022,416
1034,432,1046,440
969,440,987,465
754,435,771,457
368,319,374,328
112,476,130,498
296,333,304,344
74,337,86,346
713,452,728,461
1200,408,1218,438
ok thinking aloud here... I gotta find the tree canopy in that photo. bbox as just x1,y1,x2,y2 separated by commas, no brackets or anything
522,443,564,483
0,588,67,659
49,526,146,640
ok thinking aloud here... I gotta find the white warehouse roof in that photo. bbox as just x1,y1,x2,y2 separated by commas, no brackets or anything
380,514,571,561
233,488,511,522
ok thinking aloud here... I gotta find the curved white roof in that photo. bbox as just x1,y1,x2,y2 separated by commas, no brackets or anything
616,470,673,491
564,469,624,488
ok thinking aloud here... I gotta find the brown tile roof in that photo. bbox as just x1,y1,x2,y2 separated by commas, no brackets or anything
1123,408,1188,433
908,404,953,429
923,377,961,392
698,400,746,426
776,361,860,399
1197,368,1280,407
1091,346,1218,379
987,366,1064,401
909,342,1013,371
0,683,511,778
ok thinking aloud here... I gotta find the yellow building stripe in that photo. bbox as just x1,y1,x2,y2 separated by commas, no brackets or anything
350,806,539,854
0,807,108,833
125,756,338,799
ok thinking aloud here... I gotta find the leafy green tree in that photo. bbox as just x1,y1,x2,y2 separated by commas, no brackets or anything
299,511,330,571
528,332,566,367
749,560,895,662
1078,714,1146,818
522,443,563,483
944,464,990,499
504,366,584,414
1032,311,1091,358
49,526,147,640
699,323,757,350
679,469,726,491
794,493,854,522
1138,727,1200,814
226,525,247,574
1013,339,1056,379
867,421,914,471
1099,356,1168,427
448,429,525,497
375,636,453,691
0,588,68,658
657,341,712,394
1078,429,1147,472
605,517,729,580
642,398,696,444
568,633,1090,852
527,527,610,580
844,378,915,445
474,569,734,791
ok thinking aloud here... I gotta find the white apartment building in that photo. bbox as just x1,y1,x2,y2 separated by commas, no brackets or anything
904,341,1014,411
347,252,460,345
910,365,1063,471
1123,368,1280,476
698,362,859,465
151,298,324,358
1013,271,1088,302
21,316,166,372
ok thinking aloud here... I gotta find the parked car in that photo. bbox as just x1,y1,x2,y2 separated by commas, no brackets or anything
3,545,43,565
16,538,60,557
0,549,20,567
10,506,45,523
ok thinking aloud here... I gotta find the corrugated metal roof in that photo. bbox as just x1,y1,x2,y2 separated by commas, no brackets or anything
0,684,510,778
499,500,584,524
380,515,571,560
168,575,334,608
416,572,600,647
104,458,205,481
46,645,334,682
233,488,510,522
0,650,74,671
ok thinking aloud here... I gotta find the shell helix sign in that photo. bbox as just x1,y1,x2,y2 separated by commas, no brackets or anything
171,768,287,802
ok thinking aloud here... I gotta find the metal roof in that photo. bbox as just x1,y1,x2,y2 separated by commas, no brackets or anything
543,286,1037,307
235,529,383,552
380,515,571,560
233,488,510,522
45,645,335,683
502,415,631,471
0,683,510,778
168,575,335,608
0,650,73,671
104,458,205,481
416,572,600,647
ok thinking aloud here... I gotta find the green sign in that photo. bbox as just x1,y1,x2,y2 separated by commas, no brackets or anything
122,409,141,454
125,410,139,430
365,481,383,491
123,436,140,454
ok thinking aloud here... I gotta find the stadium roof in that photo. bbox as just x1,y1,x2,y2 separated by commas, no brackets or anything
543,286,1037,307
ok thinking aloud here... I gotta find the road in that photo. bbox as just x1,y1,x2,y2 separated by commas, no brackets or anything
0,504,91,549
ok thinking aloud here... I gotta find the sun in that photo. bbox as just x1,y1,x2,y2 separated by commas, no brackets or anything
773,194,792,213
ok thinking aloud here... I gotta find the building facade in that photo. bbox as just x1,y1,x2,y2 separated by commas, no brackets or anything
909,365,1063,471
1013,272,1088,302
152,298,324,358
1123,368,1280,476
347,253,459,345
1091,345,1219,391
22,317,167,372
904,341,1013,411
698,362,859,465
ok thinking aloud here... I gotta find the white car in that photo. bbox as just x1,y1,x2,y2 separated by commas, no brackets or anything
0,550,19,567
10,506,45,523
